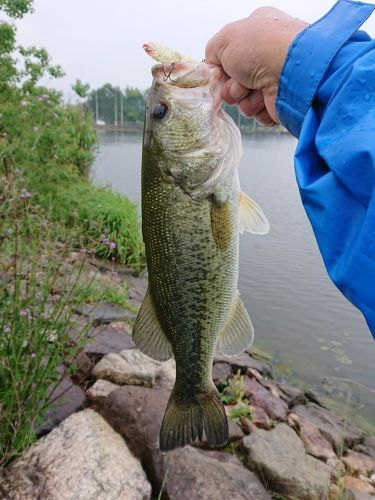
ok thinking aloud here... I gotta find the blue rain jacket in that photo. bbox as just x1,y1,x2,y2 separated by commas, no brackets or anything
276,0,375,339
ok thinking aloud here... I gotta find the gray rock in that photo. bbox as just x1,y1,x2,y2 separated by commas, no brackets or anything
96,385,170,490
342,450,375,476
279,383,306,407
243,423,331,499
86,379,120,402
214,352,273,377
39,375,85,435
85,323,135,354
288,413,336,460
77,302,136,325
0,409,151,500
293,403,362,452
304,389,328,408
355,437,375,460
92,349,175,388
159,446,271,500
243,376,288,421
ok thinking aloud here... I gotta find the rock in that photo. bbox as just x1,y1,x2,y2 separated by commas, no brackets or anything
65,351,93,384
344,491,374,500
240,415,258,434
343,475,375,495
39,375,85,435
212,362,231,388
326,457,346,480
77,302,136,325
249,405,272,429
355,437,375,460
247,369,284,399
96,385,169,490
288,413,336,460
279,383,306,407
86,379,120,402
194,417,244,449
305,389,328,408
85,323,135,355
0,409,151,500
242,423,331,499
243,376,288,421
92,349,175,388
214,352,273,377
159,446,271,500
247,345,273,361
293,403,362,452
343,450,375,476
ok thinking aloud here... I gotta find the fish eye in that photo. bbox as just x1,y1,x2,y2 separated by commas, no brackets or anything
152,103,168,120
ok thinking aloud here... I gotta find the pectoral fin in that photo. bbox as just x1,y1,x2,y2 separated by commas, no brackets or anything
132,287,173,362
218,293,254,356
239,192,270,235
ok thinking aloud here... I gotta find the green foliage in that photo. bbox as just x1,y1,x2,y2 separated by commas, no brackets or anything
229,405,252,425
0,0,34,18
0,183,92,467
72,79,90,99
86,84,146,124
220,370,248,405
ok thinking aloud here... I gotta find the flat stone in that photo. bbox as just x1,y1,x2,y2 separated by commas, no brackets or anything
243,376,288,421
65,351,93,384
77,302,136,325
0,409,151,500
160,446,271,500
86,379,120,402
214,352,273,377
288,413,336,460
279,383,306,407
343,450,375,476
86,324,135,354
293,403,362,452
243,423,331,499
92,349,175,388
39,376,85,435
304,389,328,408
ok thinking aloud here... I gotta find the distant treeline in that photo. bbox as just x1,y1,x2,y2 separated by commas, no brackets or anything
86,84,286,133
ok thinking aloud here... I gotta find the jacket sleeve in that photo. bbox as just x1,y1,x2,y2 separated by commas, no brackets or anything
275,0,375,339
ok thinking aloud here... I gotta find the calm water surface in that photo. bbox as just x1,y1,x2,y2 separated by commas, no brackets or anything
92,131,375,430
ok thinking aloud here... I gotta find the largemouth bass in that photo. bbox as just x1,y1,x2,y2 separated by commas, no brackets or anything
133,55,269,452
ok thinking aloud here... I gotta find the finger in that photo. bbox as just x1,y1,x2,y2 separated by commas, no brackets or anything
238,90,265,117
205,33,223,66
254,107,278,127
221,79,250,105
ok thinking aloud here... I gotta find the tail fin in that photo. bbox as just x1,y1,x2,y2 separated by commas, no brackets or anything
159,387,228,452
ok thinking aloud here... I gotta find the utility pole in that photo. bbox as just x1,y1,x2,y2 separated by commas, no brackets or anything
120,91,124,126
95,91,99,123
114,91,118,126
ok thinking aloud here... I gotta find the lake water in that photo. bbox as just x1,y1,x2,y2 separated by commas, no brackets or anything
92,130,375,431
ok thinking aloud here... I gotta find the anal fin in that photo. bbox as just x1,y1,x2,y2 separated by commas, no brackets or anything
218,292,254,356
132,287,173,362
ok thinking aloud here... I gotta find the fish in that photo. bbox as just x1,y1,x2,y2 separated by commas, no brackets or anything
133,47,269,452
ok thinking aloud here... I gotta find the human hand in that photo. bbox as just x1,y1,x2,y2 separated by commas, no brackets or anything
205,7,308,126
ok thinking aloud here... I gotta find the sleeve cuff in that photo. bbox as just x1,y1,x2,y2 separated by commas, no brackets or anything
276,0,375,138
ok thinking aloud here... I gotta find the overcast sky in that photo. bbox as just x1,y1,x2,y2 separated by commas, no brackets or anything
14,0,375,96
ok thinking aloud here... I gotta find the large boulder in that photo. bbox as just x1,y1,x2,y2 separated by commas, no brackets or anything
0,409,151,500
159,446,271,500
293,403,362,452
242,423,331,499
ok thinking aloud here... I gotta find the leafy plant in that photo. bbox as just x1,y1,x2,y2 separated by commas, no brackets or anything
229,405,252,425
220,370,248,405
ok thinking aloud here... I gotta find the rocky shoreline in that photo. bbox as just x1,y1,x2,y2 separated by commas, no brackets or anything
1,260,374,500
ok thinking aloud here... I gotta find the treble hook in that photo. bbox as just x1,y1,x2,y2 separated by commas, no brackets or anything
163,62,177,82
